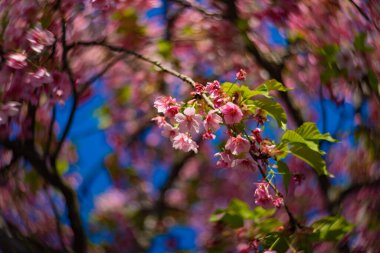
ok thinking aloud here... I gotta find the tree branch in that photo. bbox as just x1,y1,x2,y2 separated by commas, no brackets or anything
1,140,86,253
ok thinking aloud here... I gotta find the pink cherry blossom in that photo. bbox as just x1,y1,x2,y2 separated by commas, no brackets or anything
204,110,222,132
175,107,203,134
6,52,27,69
231,157,256,171
154,96,179,118
27,27,55,53
172,133,198,153
252,128,263,143
261,141,280,157
152,116,166,128
161,123,179,140
215,151,234,168
272,196,284,208
220,102,243,125
29,68,53,87
254,182,273,206
225,134,250,155
95,188,127,213
202,131,216,140
236,68,247,81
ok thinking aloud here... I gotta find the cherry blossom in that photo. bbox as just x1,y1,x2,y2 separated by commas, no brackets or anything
220,102,243,125
161,123,179,140
175,107,203,134
272,196,284,208
28,68,53,87
204,110,222,132
236,68,247,81
202,131,216,140
254,182,273,206
231,157,256,171
172,133,199,153
6,52,27,69
215,151,234,168
27,27,55,53
225,134,250,155
154,96,180,118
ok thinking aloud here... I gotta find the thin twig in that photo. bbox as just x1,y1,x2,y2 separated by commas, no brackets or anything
78,53,127,96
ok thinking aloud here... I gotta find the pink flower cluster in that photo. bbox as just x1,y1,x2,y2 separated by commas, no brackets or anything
153,70,283,208
153,78,247,154
254,182,283,208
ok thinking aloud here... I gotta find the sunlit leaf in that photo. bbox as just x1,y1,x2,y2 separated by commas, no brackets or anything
253,98,287,130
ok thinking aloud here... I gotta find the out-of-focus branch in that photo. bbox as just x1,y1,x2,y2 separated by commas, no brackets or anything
67,41,216,108
332,178,380,211
44,186,69,252
44,106,56,159
348,0,380,31
171,0,223,19
155,152,196,218
0,216,62,253
1,139,86,253
52,6,79,163
77,53,127,96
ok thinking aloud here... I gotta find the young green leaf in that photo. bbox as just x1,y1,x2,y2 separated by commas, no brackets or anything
311,216,354,242
277,160,291,194
252,98,287,130
289,145,328,175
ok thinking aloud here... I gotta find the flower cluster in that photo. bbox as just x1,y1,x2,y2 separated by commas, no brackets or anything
254,182,284,208
153,70,284,208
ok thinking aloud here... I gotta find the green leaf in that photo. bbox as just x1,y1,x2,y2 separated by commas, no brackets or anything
368,70,379,93
25,170,42,193
262,233,289,253
295,122,337,143
255,79,291,93
223,213,244,228
116,86,131,104
311,216,354,242
354,32,372,52
250,206,276,223
280,123,337,175
277,160,291,194
274,142,289,160
95,106,112,129
209,209,225,222
281,130,321,153
221,80,289,101
252,98,287,130
320,44,339,63
209,199,277,228
259,218,283,233
289,145,328,175
56,159,69,175
228,199,254,219
221,82,242,96
157,39,172,58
